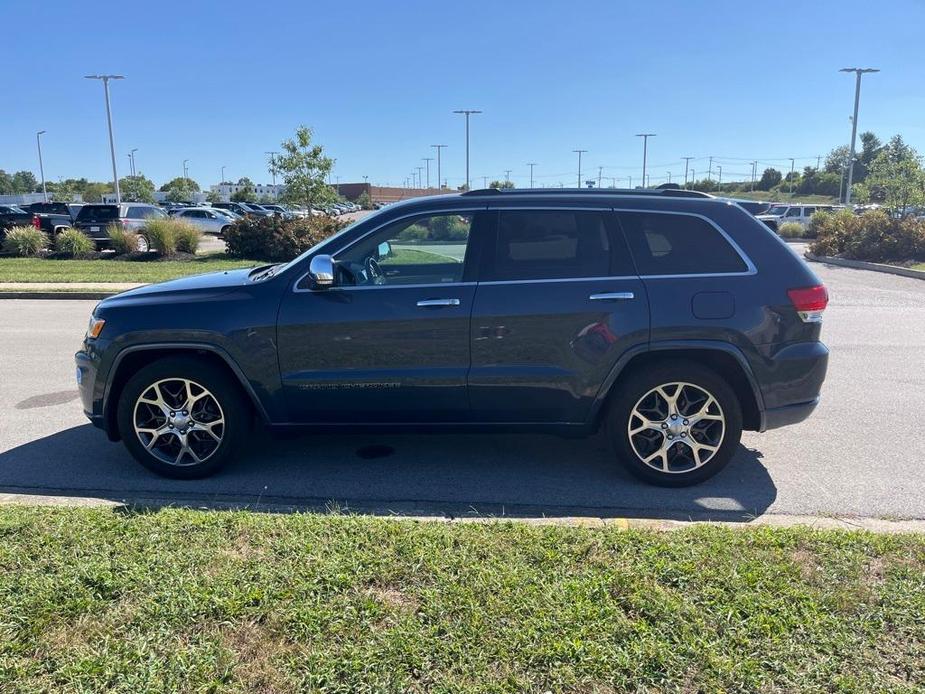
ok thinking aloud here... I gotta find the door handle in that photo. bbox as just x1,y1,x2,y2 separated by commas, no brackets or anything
589,292,635,301
416,298,461,307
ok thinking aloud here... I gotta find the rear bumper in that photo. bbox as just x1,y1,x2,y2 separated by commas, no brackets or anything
757,340,828,431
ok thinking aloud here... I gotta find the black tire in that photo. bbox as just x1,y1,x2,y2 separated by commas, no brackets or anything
606,360,742,487
220,226,230,237
116,356,249,479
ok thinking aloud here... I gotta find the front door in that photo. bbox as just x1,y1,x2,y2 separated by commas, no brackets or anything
468,207,649,423
276,210,487,423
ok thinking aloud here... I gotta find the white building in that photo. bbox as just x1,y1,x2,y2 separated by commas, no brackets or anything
209,182,285,202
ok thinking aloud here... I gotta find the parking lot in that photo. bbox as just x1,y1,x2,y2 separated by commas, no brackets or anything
0,251,922,521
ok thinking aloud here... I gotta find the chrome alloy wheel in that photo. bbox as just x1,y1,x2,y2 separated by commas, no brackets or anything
133,378,225,466
627,382,725,474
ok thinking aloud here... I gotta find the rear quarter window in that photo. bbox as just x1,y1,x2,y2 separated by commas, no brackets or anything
618,212,748,276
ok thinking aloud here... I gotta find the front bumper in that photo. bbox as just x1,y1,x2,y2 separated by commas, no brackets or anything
76,348,107,433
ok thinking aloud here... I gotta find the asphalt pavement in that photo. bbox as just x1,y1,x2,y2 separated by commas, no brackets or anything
0,253,923,520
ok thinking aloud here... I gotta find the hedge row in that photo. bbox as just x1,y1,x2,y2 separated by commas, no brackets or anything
809,210,925,263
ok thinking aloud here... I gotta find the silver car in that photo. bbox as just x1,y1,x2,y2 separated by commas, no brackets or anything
172,207,235,235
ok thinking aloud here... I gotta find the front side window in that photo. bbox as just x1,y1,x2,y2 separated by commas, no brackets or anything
619,212,748,276
485,210,621,281
336,213,474,286
785,207,802,217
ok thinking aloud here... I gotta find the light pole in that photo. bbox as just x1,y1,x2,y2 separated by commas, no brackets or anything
572,149,587,187
840,67,879,204
707,155,713,184
84,74,124,203
635,133,656,189
527,162,537,188
788,157,796,196
415,166,424,190
431,144,447,190
36,130,48,202
682,157,693,189
504,169,511,184
130,148,138,177
751,161,757,191
667,171,672,184
183,159,189,180
452,109,482,189
423,157,434,188
598,166,603,188
221,165,226,185
716,165,722,191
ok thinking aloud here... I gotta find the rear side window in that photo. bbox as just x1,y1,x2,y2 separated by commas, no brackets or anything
127,206,166,219
486,210,630,281
618,212,748,276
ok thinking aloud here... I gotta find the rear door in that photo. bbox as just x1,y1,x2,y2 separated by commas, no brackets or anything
468,206,649,423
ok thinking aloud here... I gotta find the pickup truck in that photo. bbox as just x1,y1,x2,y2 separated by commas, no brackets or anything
22,202,84,243
0,204,35,239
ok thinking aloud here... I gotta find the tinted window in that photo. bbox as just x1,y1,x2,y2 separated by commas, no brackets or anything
487,210,623,281
76,205,119,222
127,206,166,219
785,207,801,217
337,213,475,286
619,212,748,276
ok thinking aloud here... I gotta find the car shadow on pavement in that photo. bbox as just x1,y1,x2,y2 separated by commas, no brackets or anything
0,424,777,522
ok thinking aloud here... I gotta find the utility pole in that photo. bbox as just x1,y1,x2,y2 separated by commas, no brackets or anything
482,176,488,188
36,130,47,202
431,145,446,189
751,161,757,191
422,157,434,188
716,165,722,191
666,171,672,184
707,155,713,184
527,162,537,188
183,159,189,180
628,175,633,189
130,148,138,177
504,169,511,183
840,67,879,204
597,166,603,188
635,134,656,190
452,109,482,190
572,149,587,187
789,157,795,196
681,157,693,189
84,74,124,204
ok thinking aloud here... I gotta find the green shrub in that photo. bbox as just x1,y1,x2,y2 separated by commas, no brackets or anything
55,228,95,257
809,210,925,262
395,223,429,241
107,223,140,255
224,214,347,262
778,222,805,239
172,220,202,254
2,225,47,256
142,218,177,254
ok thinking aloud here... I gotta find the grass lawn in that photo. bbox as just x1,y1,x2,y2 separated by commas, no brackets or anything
911,262,925,272
385,247,461,265
713,190,839,204
0,254,261,284
1,507,923,692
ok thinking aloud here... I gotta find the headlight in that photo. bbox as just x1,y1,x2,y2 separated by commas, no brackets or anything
87,316,106,339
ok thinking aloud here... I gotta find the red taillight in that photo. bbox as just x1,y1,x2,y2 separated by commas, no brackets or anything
788,285,828,322
32,215,40,229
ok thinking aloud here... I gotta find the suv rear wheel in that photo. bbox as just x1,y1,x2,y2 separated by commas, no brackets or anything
607,361,742,486
116,356,248,478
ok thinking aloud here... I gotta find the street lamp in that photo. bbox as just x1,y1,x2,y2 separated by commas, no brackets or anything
183,159,190,180
431,145,447,190
635,134,656,189
84,74,124,203
221,165,226,184
572,150,587,187
527,162,537,189
130,148,138,177
840,67,879,204
452,109,482,189
788,157,796,196
422,157,434,188
36,130,47,202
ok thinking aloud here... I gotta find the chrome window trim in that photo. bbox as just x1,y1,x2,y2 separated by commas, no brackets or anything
479,275,637,286
292,206,485,293
294,281,476,294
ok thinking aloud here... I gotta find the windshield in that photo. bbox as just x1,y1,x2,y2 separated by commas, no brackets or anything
766,205,789,216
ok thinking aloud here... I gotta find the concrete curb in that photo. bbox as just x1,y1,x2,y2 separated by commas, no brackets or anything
805,253,925,280
0,291,121,300
2,492,924,534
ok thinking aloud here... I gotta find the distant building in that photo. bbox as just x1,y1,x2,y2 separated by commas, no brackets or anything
209,183,285,202
336,183,451,204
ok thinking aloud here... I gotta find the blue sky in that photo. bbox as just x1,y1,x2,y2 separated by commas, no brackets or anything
3,0,924,190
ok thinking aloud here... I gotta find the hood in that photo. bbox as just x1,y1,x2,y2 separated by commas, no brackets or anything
100,266,257,305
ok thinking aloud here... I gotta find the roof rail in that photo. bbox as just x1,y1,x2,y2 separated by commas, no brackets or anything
460,187,713,199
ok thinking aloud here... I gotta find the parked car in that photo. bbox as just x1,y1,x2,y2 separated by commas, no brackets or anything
258,204,296,219
756,204,841,232
22,202,84,243
212,201,271,218
0,204,34,236
717,198,771,216
170,207,234,235
73,203,167,250
77,188,829,486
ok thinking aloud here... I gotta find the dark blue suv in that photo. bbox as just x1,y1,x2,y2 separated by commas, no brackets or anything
76,189,829,486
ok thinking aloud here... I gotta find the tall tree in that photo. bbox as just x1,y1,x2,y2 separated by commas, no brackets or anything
159,176,200,193
862,136,925,216
119,175,156,203
273,125,335,208
11,171,38,193
756,167,782,191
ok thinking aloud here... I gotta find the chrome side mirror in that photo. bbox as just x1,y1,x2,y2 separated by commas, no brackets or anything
308,254,335,289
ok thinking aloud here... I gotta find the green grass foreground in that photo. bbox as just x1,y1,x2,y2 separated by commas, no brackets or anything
0,254,260,284
0,507,923,692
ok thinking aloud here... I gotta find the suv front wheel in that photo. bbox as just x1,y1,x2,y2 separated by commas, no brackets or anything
607,361,742,486
116,356,248,478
